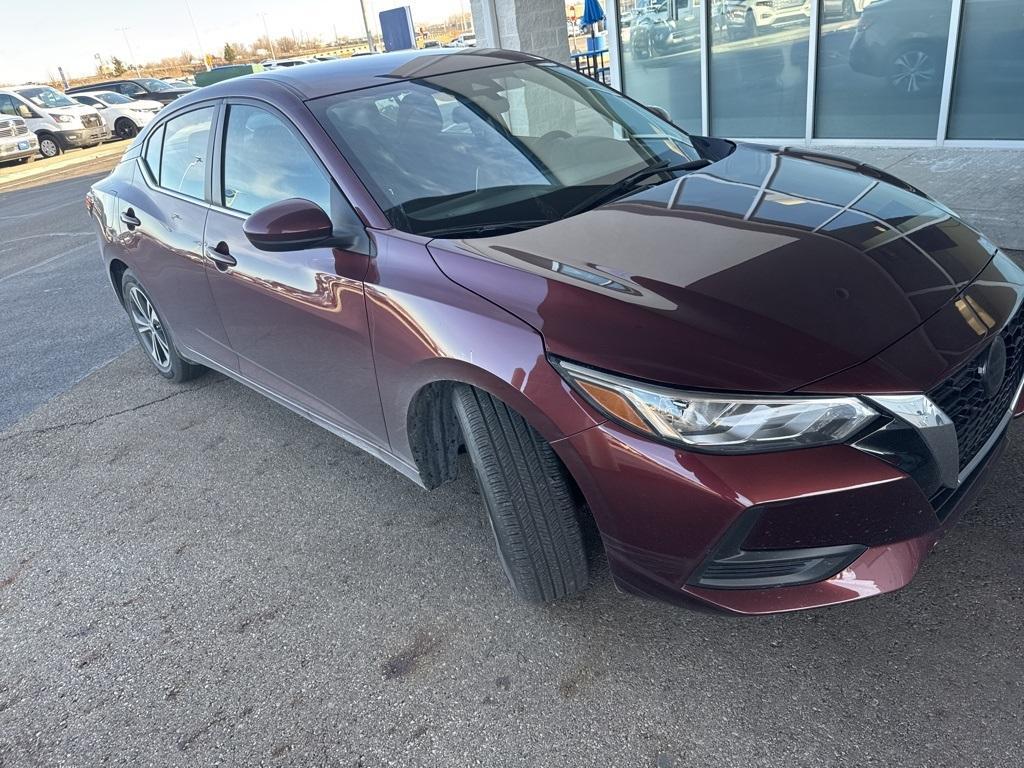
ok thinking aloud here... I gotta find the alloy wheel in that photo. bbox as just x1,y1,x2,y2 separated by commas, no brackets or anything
39,138,59,158
891,50,936,94
128,285,172,370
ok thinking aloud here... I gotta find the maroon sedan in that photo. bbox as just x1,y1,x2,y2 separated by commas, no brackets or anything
86,49,1024,614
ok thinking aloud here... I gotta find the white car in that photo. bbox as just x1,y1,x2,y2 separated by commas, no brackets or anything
71,91,162,140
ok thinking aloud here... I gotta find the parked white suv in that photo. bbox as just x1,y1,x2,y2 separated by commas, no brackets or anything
0,85,110,158
71,91,161,140
0,114,39,164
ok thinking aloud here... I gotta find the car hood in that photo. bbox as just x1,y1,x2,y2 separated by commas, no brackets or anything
427,143,1001,393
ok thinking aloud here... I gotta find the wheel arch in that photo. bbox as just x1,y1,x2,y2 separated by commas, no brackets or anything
109,258,130,307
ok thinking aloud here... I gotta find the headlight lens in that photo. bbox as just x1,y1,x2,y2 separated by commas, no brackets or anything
555,359,878,453
50,113,74,123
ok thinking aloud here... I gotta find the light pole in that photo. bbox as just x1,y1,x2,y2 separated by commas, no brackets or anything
258,13,278,60
183,0,210,70
358,0,376,52
116,26,143,76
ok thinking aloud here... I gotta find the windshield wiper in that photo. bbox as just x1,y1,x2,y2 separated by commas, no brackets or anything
419,219,554,239
564,158,711,219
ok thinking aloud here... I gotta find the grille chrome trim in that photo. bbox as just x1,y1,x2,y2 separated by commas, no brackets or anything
865,394,959,490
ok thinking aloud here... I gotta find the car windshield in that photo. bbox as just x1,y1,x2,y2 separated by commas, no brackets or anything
17,86,76,108
94,92,135,105
310,61,704,237
137,78,172,91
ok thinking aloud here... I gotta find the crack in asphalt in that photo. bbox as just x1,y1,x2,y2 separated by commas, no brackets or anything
0,377,225,443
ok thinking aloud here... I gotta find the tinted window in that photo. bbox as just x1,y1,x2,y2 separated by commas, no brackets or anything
159,107,213,200
119,83,146,96
144,124,165,184
815,0,953,139
221,105,332,215
96,92,135,105
948,0,1024,139
75,96,98,106
0,95,18,116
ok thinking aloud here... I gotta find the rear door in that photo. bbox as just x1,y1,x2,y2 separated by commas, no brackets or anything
116,102,238,371
202,99,387,446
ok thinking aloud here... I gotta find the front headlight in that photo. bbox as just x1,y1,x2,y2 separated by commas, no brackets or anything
555,359,878,453
50,113,74,123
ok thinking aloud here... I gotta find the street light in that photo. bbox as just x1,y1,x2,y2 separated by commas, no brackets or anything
358,0,376,52
116,26,143,77
183,0,210,71
257,13,278,60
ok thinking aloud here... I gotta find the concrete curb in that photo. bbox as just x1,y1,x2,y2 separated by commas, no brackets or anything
0,143,127,190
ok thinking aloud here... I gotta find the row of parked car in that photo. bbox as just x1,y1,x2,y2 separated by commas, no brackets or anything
0,76,196,165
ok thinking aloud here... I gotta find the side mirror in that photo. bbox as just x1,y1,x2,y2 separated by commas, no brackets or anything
95,103,108,109
243,198,335,252
647,105,671,122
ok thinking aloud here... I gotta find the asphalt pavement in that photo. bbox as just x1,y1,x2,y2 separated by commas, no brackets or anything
2,155,1024,767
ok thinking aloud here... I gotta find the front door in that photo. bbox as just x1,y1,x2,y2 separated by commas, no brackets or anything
203,101,387,446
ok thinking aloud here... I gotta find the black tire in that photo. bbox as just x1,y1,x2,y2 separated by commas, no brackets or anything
114,118,139,140
37,133,61,159
452,385,588,602
121,269,205,383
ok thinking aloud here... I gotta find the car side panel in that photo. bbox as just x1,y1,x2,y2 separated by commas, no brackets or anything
115,162,238,371
366,232,601,467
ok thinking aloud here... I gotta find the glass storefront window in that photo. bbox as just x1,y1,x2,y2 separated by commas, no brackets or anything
814,0,953,139
618,0,703,132
709,0,810,137
948,0,1024,139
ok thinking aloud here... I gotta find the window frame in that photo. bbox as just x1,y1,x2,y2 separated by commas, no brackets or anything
138,100,221,206
210,97,369,254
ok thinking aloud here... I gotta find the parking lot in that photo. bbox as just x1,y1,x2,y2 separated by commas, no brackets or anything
2,156,1024,767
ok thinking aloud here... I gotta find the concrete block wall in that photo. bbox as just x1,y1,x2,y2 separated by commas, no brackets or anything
470,0,570,64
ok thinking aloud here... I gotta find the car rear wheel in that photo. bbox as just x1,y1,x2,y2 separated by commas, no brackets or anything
114,118,139,140
452,385,588,602
121,270,204,383
38,134,61,159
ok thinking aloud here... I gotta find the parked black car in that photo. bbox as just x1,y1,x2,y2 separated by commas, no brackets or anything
66,77,193,105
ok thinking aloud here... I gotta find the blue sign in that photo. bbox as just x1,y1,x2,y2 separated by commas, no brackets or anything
379,6,416,52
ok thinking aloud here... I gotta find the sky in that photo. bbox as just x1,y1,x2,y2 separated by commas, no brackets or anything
0,0,472,84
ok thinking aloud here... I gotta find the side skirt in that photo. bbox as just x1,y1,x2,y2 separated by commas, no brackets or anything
181,346,426,488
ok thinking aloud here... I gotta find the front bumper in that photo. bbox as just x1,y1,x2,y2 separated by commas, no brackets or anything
558,401,1015,615
58,125,111,149
0,137,39,161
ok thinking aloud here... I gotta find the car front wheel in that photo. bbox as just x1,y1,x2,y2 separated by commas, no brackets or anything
121,269,204,382
37,134,61,159
452,385,589,602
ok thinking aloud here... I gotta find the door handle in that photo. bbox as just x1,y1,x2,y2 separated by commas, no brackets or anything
120,210,141,229
205,243,237,270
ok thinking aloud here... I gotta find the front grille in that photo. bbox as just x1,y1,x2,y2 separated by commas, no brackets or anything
15,123,28,135
0,120,16,138
929,305,1024,471
81,113,101,128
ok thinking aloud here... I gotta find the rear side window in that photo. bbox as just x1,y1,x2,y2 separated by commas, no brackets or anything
158,107,214,201
220,104,332,215
143,124,164,184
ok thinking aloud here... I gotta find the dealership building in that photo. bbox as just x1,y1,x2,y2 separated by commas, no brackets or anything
471,0,1023,146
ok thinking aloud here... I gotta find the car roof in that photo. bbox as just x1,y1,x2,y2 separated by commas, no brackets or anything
194,48,543,101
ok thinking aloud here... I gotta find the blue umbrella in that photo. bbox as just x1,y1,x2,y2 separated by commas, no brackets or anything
581,0,605,29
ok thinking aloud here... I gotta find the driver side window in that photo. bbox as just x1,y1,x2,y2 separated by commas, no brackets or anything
220,104,332,216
